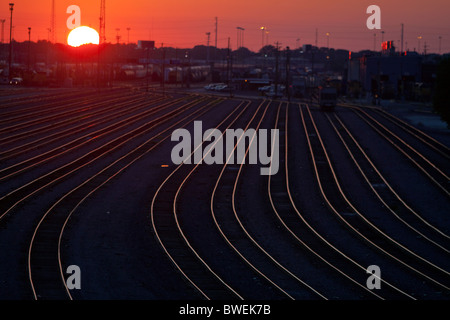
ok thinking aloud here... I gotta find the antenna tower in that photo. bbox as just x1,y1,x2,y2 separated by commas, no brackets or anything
100,0,106,44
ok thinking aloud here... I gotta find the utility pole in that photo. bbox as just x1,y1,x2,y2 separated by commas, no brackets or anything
226,37,230,86
51,0,55,43
286,46,291,102
206,32,210,63
8,3,14,81
400,24,405,100
439,36,442,54
127,27,130,44
161,43,166,95
212,17,218,79
401,23,404,53
214,17,218,58
275,41,280,99
0,19,5,43
146,47,150,92
227,37,232,97
28,27,31,71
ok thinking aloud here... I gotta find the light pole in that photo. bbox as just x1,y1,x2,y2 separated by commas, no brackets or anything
115,28,120,44
260,27,265,49
326,32,330,50
28,27,31,71
236,27,244,49
236,27,239,49
8,3,14,80
127,27,130,44
417,36,422,54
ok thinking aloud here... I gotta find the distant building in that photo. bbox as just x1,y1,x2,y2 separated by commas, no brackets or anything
349,43,422,100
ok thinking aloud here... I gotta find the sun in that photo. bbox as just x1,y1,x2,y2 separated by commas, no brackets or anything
67,26,100,47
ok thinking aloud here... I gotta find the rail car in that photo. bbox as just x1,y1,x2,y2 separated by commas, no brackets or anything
163,65,210,83
318,86,337,111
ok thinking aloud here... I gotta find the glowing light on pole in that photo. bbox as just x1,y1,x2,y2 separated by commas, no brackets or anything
260,26,265,49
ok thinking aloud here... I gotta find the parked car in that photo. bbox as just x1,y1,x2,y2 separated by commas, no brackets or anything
204,83,225,91
214,84,229,92
10,77,23,85
258,85,272,92
266,89,283,99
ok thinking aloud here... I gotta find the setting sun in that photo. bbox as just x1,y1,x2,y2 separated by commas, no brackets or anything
67,26,100,47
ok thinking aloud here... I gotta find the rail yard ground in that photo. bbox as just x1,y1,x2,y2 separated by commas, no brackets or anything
0,85,449,311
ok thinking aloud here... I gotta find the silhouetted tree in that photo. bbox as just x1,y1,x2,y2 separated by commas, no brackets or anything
258,45,276,57
233,47,254,59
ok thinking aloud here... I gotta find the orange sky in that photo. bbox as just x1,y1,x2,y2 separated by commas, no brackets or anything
2,0,449,53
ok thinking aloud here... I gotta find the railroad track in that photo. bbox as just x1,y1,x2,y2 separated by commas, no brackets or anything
208,101,326,300
300,103,450,297
0,88,96,107
340,103,450,161
0,88,448,300
0,95,168,161
372,108,450,160
266,102,395,299
325,112,450,253
344,105,450,197
0,95,189,180
0,92,158,150
25,96,224,299
151,99,327,300
0,94,207,218
0,90,147,135
151,99,261,300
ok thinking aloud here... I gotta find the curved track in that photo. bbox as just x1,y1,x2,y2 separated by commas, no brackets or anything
0,87,448,300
